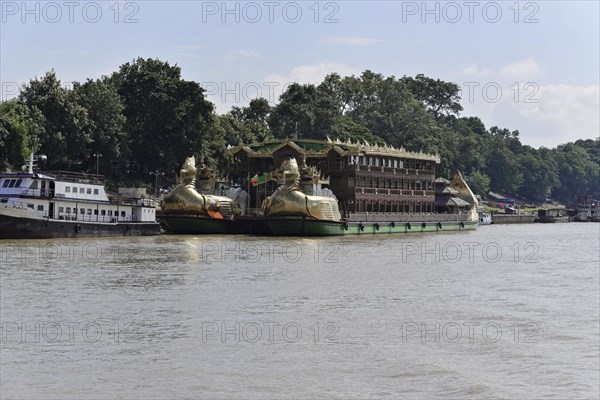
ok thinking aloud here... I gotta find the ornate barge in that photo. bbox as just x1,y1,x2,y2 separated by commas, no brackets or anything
160,139,478,236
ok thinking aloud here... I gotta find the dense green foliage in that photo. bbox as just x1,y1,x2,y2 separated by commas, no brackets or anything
1,58,598,202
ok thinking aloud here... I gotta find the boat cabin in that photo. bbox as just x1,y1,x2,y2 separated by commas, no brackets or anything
0,170,156,223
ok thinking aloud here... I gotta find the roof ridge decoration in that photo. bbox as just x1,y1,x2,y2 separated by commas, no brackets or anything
225,138,440,162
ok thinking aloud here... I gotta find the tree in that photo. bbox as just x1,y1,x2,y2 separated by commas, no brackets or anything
517,152,559,201
338,71,441,153
550,143,600,201
0,100,45,170
469,171,491,196
227,98,273,143
268,83,326,138
72,78,126,174
110,58,214,174
401,74,463,122
18,71,92,167
486,140,523,194
329,115,384,145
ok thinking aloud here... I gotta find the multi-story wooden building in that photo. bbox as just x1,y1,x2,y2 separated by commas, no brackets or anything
226,138,440,217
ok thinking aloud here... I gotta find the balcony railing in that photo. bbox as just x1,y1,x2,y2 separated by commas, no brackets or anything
55,214,136,223
348,212,469,223
354,188,435,197
44,170,105,184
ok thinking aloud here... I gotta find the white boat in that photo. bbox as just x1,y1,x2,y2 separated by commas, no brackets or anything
478,206,492,225
0,154,161,239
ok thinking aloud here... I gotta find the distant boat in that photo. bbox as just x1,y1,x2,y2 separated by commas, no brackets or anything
574,208,591,222
535,208,570,223
0,154,161,239
478,206,492,225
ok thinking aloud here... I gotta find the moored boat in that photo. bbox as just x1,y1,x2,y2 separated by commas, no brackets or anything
477,206,492,225
573,208,591,222
157,156,242,234
0,154,161,239
160,139,479,236
227,139,479,236
535,208,570,223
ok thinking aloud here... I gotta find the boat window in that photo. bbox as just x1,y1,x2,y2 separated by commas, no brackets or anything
101,210,106,216
80,208,85,214
27,204,34,209
72,187,77,193
79,188,85,194
121,211,126,217
94,209,98,215
15,179,22,187
94,189,99,195
65,186,70,192
66,207,71,213
59,207,64,213
87,188,92,194
8,180,17,188
87,209,92,215
2,180,9,188
37,205,43,211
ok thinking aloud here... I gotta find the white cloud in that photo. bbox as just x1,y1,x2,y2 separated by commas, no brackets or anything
459,59,540,82
499,58,540,80
515,84,599,144
320,37,384,46
459,63,491,77
265,62,358,87
226,50,260,60
461,83,599,148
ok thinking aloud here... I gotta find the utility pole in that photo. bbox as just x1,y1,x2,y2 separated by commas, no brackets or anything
94,153,102,182
149,169,164,197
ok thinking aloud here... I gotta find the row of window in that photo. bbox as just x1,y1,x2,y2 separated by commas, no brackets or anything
353,199,435,213
2,179,23,188
356,178,433,190
347,156,434,170
64,186,99,195
57,206,126,217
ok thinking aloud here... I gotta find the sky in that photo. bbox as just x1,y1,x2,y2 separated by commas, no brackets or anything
1,0,599,148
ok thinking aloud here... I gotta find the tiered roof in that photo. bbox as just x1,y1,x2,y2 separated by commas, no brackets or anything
225,138,441,163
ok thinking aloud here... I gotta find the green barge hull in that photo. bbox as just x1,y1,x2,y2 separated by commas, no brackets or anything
160,212,477,236
159,213,271,235
159,213,242,234
266,217,477,236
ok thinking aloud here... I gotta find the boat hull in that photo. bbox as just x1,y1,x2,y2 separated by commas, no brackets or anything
478,213,492,225
535,216,570,223
159,213,245,234
0,213,161,239
158,212,478,236
573,215,591,222
266,217,478,236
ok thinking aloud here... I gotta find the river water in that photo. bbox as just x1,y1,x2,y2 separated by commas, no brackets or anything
1,223,599,399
